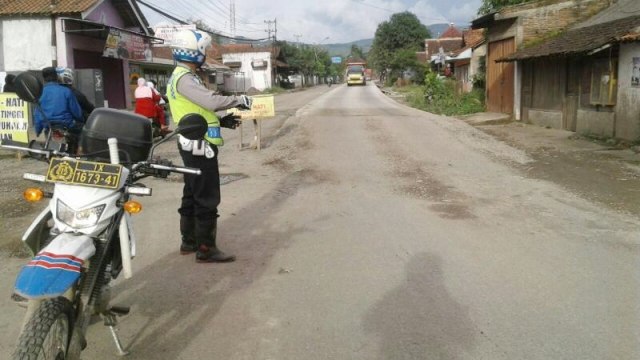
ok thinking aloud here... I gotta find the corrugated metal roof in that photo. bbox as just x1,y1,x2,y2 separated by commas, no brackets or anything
502,15,640,62
0,0,98,15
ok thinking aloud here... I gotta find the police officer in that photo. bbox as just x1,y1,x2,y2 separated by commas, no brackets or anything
167,29,252,263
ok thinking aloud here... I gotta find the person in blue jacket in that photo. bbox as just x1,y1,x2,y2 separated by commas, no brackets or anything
34,67,84,152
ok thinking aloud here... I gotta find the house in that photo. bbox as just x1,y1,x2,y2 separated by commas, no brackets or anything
0,0,161,109
446,29,486,93
220,44,288,92
500,0,640,140
424,24,464,67
144,27,230,96
471,0,612,115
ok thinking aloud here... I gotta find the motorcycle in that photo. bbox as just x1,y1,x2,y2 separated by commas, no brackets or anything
3,72,208,359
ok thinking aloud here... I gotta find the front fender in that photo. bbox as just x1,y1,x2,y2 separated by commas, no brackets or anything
15,233,96,300
21,207,53,255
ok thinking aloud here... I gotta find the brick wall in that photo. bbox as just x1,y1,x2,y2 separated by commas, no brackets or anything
502,0,612,46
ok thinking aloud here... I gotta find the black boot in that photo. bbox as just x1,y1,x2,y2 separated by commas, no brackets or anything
179,216,197,255
195,217,235,263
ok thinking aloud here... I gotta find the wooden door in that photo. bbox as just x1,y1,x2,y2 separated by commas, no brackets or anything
486,38,515,114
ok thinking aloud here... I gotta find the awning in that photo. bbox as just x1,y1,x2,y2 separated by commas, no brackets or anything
61,17,163,44
223,61,242,68
202,61,231,71
448,48,472,61
274,59,288,68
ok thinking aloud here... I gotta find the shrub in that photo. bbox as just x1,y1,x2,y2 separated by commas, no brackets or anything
399,71,486,116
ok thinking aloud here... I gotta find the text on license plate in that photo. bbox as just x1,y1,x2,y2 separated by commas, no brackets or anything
46,158,122,189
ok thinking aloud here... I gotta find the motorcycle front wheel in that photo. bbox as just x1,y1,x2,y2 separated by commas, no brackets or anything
12,297,73,360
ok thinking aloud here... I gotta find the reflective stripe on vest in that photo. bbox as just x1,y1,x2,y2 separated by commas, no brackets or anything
167,66,223,146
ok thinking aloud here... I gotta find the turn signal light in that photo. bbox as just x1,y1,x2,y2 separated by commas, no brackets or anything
23,188,44,202
123,201,142,214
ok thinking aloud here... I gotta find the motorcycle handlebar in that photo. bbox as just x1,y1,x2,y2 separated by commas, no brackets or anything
147,162,202,175
0,140,68,158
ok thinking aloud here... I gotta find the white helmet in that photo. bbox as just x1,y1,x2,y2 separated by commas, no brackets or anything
170,29,211,66
55,67,74,85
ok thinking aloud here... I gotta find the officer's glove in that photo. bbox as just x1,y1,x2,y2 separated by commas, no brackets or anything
220,114,241,129
238,95,253,110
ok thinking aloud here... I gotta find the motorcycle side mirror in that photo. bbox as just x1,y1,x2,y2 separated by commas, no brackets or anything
146,113,208,161
176,113,208,140
13,72,43,103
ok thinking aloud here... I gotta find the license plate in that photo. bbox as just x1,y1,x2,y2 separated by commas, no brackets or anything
46,158,123,189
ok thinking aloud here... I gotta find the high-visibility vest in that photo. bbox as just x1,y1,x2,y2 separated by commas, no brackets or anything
167,65,223,146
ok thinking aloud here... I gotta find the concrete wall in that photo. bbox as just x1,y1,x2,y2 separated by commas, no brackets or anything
470,43,486,78
85,0,126,28
576,109,615,137
2,18,51,71
528,109,563,128
615,42,640,141
222,52,272,91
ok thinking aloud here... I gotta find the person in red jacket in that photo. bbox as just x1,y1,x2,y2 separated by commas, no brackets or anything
147,80,170,135
134,77,159,120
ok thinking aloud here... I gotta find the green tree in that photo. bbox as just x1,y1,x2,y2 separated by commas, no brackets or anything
276,40,333,86
348,44,366,61
369,11,430,84
478,0,534,15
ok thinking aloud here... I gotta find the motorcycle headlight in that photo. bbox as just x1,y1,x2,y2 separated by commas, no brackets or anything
57,200,105,229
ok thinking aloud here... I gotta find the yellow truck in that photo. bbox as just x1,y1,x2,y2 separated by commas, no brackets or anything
346,63,366,86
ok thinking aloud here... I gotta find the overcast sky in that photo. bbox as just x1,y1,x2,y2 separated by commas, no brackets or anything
140,0,483,44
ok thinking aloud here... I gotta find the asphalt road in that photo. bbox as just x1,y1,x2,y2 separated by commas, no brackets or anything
1,83,639,359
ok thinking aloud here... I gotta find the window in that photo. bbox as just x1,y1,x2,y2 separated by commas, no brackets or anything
590,57,618,106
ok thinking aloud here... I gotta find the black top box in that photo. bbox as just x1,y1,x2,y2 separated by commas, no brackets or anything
80,108,153,163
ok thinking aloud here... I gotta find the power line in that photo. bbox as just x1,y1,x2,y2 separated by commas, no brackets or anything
135,0,268,42
349,0,450,23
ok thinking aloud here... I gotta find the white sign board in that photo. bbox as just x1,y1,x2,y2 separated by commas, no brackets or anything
152,24,196,47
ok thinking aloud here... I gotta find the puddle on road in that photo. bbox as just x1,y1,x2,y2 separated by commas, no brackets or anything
220,173,249,185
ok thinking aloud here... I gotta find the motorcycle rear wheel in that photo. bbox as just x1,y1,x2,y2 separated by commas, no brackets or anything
12,297,73,360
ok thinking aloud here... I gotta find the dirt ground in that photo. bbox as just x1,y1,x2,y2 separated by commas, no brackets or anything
475,123,640,216
383,86,640,217
2,87,639,257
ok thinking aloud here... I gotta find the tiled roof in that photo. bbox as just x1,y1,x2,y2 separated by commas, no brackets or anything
0,0,98,15
450,29,485,57
503,15,640,61
462,29,484,49
425,38,464,57
439,25,463,39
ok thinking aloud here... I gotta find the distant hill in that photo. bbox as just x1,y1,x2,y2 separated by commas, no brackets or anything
320,23,469,57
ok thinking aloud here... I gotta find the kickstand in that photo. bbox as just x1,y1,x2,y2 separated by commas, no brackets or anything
103,306,130,356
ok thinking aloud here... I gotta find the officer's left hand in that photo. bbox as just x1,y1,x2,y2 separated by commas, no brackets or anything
220,115,241,129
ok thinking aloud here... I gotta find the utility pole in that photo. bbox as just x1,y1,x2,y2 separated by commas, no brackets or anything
264,18,278,86
264,19,277,42
294,34,302,47
230,0,236,39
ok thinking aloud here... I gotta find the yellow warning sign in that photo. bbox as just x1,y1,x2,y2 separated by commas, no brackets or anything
229,94,275,119
0,93,30,143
